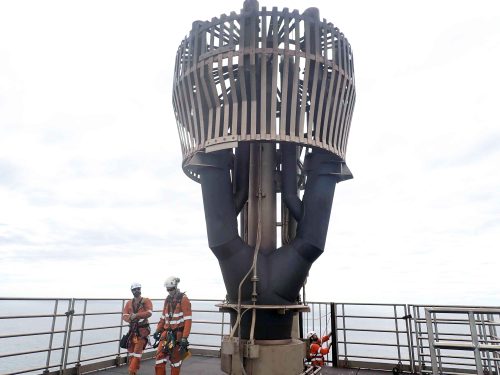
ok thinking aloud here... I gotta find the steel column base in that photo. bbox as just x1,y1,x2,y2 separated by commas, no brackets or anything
221,338,306,375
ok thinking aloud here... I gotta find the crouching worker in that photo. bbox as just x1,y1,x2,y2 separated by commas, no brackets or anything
307,331,333,369
153,276,192,375
122,282,153,375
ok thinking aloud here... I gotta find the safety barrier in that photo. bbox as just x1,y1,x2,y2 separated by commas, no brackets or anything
0,298,228,375
423,307,500,375
0,298,499,375
303,302,414,373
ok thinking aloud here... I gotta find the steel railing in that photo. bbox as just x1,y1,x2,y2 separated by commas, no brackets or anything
412,305,500,375
1,298,499,375
0,297,229,375
303,302,414,373
424,307,500,375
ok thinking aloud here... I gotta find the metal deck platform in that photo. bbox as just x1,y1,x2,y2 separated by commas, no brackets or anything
93,357,385,375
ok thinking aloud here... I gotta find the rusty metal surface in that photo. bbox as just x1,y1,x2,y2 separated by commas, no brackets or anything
172,1,356,181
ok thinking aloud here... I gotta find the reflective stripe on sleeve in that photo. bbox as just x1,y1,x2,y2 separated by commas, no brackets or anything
183,315,192,320
156,359,166,365
131,353,142,358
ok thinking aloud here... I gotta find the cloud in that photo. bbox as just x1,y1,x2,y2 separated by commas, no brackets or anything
0,0,499,307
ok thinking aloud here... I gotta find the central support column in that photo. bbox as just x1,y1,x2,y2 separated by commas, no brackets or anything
248,143,276,254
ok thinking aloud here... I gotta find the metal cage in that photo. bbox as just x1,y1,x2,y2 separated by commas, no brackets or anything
172,1,356,181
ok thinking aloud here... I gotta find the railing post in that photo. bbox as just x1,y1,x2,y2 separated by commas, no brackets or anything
60,298,75,374
404,304,415,374
425,308,439,375
116,299,126,365
432,310,443,373
44,299,59,374
393,305,402,366
341,304,347,362
478,313,492,372
469,311,485,375
221,301,226,339
76,299,88,372
330,303,338,367
414,306,425,373
298,308,304,339
487,313,500,375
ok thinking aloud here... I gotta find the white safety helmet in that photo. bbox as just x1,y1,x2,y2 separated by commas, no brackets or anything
307,331,317,340
130,282,141,290
164,276,180,289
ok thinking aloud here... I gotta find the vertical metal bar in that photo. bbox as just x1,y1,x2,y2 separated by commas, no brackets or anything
469,311,485,375
415,306,425,373
270,8,278,137
305,299,309,334
288,12,300,141
319,303,322,341
61,298,75,373
394,305,402,364
76,299,88,364
279,8,290,140
432,311,443,373
313,21,328,148
311,302,315,334
260,7,268,138
479,313,492,372
221,301,226,341
488,313,500,374
298,18,310,143
299,309,304,339
45,299,59,371
248,12,258,139
118,299,126,354
425,308,439,375
342,304,347,360
405,304,416,374
330,303,338,367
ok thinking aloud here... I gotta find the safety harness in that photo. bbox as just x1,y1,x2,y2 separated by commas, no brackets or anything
161,292,188,356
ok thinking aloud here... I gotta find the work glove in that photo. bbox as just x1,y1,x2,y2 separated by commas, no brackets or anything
179,337,189,349
153,331,161,341
130,313,137,321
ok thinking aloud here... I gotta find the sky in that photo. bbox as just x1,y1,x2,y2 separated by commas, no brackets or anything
0,0,499,306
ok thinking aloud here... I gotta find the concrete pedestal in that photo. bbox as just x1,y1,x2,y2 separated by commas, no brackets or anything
221,338,306,375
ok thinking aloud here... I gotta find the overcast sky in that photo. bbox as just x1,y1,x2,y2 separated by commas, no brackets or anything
0,0,499,306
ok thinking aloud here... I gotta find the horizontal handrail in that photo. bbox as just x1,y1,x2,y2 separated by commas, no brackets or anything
1,299,499,375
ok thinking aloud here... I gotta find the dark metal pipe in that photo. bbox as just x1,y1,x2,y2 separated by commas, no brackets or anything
297,151,339,251
281,143,303,222
197,149,342,340
234,143,250,214
197,151,254,301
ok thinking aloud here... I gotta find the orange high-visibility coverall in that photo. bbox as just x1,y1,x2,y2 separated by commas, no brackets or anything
122,297,153,375
154,292,192,375
308,335,330,367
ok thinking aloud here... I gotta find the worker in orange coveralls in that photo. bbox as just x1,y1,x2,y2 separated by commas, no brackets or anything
153,276,192,375
307,330,333,368
122,282,153,375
